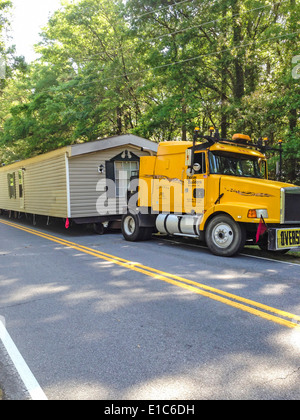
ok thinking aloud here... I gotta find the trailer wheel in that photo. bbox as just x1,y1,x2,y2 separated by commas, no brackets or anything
205,215,246,257
122,213,145,242
93,222,104,235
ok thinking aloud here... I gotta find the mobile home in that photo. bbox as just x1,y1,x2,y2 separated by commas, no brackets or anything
0,134,158,230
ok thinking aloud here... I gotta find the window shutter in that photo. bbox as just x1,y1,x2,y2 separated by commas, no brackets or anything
105,161,116,198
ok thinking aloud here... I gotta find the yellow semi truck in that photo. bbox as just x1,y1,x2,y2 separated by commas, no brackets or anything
121,129,300,257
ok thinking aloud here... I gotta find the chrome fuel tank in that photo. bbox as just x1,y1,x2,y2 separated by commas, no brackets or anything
156,214,202,237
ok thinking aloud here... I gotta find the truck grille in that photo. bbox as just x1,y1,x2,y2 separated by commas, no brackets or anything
282,187,300,223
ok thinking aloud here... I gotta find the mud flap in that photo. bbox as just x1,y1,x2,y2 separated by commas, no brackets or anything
268,228,277,251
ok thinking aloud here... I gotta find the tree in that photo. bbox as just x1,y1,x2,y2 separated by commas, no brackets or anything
36,0,144,140
0,0,12,87
0,0,298,184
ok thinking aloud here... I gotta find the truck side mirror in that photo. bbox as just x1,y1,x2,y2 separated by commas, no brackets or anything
185,149,192,167
193,163,201,172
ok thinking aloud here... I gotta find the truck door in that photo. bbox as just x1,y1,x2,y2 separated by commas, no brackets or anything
184,151,206,215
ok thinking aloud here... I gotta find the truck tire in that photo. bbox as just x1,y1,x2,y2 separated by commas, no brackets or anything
205,215,246,257
93,222,104,235
122,213,146,242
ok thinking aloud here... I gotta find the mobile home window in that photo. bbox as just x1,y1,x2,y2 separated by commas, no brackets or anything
18,170,23,198
105,150,140,199
115,161,139,197
7,173,16,199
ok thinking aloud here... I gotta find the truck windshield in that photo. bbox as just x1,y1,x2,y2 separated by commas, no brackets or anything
209,151,265,178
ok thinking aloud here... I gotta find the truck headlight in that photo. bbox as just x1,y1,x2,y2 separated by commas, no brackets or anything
247,209,269,218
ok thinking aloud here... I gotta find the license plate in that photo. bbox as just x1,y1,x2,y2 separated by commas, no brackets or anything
276,228,300,249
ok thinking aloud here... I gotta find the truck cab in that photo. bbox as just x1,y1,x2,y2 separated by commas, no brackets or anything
121,131,300,257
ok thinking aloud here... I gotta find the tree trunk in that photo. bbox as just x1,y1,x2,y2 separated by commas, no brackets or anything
116,106,122,135
220,66,228,138
182,102,187,141
232,1,245,101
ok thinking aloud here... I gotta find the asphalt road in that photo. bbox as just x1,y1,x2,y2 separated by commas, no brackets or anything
1,215,300,400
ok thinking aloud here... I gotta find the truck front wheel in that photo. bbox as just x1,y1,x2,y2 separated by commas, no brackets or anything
122,213,148,242
205,215,246,257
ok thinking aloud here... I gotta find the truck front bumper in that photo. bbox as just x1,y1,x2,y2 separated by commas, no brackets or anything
268,227,300,251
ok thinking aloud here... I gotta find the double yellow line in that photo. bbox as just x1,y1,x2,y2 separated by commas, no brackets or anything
1,218,300,330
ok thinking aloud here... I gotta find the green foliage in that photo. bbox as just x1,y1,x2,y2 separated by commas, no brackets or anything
0,0,299,183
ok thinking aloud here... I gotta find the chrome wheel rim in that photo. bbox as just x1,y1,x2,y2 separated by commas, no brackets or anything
124,215,136,236
212,223,234,248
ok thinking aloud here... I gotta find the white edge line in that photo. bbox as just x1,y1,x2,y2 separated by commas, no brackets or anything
240,252,300,266
158,237,300,267
0,320,48,400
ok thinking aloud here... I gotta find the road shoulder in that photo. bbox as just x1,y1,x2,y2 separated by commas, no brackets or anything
0,340,30,400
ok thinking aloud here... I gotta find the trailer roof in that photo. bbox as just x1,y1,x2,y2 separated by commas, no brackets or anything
0,146,70,172
0,135,158,171
69,134,158,157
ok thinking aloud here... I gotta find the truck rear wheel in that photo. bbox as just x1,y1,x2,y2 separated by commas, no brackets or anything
122,213,146,242
205,215,246,257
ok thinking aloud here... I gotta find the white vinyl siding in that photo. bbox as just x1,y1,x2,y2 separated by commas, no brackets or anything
0,136,157,220
24,154,68,217
0,151,68,217
68,146,146,218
